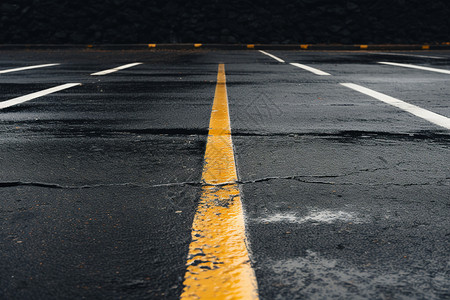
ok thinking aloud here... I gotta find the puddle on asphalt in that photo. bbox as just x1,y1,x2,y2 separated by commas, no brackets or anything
255,209,363,225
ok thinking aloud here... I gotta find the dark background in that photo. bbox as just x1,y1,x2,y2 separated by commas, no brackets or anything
1,0,449,44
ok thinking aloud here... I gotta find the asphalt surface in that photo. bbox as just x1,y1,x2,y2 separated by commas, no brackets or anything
0,49,449,299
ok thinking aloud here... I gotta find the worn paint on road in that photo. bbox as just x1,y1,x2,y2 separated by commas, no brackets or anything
90,62,143,76
378,61,450,74
341,83,450,130
290,62,331,76
0,83,81,110
181,64,259,300
0,63,60,74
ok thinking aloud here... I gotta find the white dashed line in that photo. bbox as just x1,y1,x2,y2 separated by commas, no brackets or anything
258,50,285,63
0,64,60,74
341,83,450,130
379,62,450,75
91,62,143,76
290,63,331,76
0,83,81,110
368,52,445,59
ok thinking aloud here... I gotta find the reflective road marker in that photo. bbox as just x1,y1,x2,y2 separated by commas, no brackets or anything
258,50,285,63
181,64,259,300
379,62,450,75
90,62,143,76
341,83,450,129
0,64,60,74
0,83,81,110
290,62,331,76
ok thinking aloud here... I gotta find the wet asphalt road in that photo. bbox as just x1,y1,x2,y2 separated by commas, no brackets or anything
0,49,449,299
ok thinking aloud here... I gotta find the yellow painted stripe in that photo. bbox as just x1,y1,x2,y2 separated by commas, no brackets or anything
181,64,259,300
360,45,368,49
247,44,255,49
148,44,156,48
194,43,202,48
300,44,309,49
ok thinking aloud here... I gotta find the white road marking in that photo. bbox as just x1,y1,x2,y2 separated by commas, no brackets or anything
368,52,445,59
379,62,450,75
90,62,143,76
0,83,81,110
258,50,285,63
290,63,331,76
341,83,450,129
0,64,60,74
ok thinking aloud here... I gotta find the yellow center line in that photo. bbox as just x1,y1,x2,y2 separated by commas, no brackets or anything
181,64,259,300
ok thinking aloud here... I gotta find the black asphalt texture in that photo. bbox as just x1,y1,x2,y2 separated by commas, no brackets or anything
0,49,449,299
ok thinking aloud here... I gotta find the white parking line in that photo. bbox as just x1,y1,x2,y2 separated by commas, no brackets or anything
0,83,81,110
258,50,285,63
90,62,143,76
341,83,450,130
290,63,331,76
0,64,60,74
368,52,445,59
379,62,450,75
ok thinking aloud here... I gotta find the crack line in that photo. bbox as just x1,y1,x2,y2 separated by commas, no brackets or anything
0,181,201,189
2,168,446,190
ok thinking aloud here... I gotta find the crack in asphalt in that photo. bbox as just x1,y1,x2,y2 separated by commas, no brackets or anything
5,126,449,143
0,181,200,189
0,178,333,190
1,167,447,190
232,130,450,141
